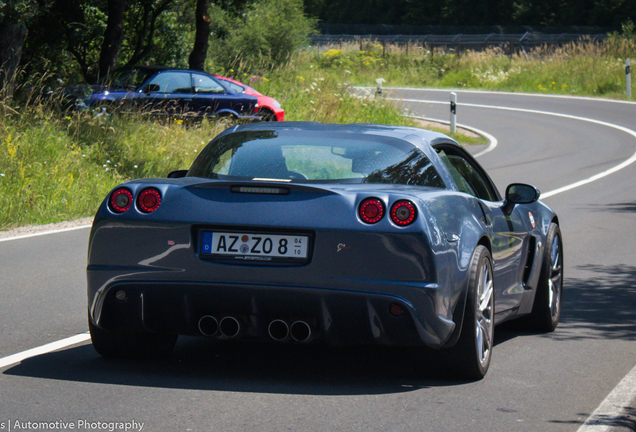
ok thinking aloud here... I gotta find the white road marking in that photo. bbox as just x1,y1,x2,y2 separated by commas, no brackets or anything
576,362,636,431
378,86,636,106
393,98,636,199
0,332,91,369
0,224,91,243
406,115,498,157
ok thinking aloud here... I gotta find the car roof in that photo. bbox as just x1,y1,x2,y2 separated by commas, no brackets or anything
230,121,458,147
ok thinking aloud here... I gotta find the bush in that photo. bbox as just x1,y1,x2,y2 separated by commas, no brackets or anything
207,0,317,74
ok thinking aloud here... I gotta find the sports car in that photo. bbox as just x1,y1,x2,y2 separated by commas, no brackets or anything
87,122,563,379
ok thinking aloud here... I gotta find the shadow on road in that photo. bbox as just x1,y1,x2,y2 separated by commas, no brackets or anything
556,264,636,341
3,339,478,395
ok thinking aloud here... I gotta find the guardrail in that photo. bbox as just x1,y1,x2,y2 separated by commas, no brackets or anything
309,32,606,53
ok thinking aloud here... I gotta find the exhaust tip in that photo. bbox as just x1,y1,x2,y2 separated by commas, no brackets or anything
198,315,219,337
219,316,241,338
290,320,312,343
268,319,290,341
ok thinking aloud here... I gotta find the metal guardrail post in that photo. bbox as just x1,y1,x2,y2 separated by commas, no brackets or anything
450,92,457,134
627,59,632,98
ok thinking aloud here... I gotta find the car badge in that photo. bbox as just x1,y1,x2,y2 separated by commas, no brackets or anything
337,243,350,252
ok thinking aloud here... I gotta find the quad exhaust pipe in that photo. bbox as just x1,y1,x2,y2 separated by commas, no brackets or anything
200,315,312,342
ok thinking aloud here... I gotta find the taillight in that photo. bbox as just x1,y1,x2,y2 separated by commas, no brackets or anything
137,188,162,213
359,198,384,224
109,188,133,213
390,200,417,226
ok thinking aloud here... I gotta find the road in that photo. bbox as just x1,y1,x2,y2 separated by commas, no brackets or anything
1,89,635,432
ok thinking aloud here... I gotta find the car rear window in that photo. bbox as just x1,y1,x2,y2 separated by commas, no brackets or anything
188,130,445,188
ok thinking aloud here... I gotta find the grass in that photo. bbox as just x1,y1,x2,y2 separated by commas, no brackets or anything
302,37,635,99
1,36,633,230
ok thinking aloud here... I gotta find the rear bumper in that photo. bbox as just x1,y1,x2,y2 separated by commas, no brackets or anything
88,279,456,348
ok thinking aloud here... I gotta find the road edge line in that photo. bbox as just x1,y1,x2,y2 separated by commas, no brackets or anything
405,115,498,157
0,224,92,243
0,332,91,369
577,363,636,432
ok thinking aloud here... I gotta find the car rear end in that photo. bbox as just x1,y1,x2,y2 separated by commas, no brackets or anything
88,178,459,348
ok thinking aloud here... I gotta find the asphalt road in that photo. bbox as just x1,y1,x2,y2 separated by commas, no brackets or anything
1,89,635,432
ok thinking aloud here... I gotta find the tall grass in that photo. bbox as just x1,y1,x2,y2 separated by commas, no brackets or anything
304,37,635,99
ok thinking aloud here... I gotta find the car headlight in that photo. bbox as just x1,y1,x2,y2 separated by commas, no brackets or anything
273,99,282,109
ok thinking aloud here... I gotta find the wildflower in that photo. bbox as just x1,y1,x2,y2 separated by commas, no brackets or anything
106,160,111,163
344,70,351,74
134,165,138,168
0,173,4,177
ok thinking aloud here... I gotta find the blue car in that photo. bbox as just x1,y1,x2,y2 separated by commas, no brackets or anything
65,66,260,121
87,122,563,379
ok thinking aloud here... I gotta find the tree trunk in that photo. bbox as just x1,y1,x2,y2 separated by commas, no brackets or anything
188,0,211,71
98,0,126,80
0,23,28,97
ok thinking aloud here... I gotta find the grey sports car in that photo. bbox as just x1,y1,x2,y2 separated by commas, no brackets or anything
87,122,563,379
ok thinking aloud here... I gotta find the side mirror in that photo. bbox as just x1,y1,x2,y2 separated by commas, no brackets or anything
167,169,188,179
145,83,160,94
502,183,540,214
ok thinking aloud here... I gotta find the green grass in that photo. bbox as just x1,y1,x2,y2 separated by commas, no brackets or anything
299,38,635,99
1,37,632,230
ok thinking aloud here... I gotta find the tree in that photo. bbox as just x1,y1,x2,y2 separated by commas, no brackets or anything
188,0,210,71
99,0,126,79
0,23,28,95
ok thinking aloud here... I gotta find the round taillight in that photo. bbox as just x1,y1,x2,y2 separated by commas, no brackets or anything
390,200,417,226
109,188,133,213
137,188,162,213
359,198,384,224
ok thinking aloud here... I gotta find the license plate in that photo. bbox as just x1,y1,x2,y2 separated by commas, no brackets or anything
200,231,309,261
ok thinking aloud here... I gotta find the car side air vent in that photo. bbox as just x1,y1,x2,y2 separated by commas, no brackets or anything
230,186,290,195
523,236,537,286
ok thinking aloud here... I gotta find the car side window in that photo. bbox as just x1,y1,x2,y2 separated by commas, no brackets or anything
193,74,226,94
147,72,192,93
437,148,498,201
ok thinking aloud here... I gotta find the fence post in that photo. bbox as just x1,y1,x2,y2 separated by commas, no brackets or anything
627,59,632,98
450,92,457,134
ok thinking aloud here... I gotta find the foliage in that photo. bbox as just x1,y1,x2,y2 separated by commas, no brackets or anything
303,0,635,27
207,0,317,73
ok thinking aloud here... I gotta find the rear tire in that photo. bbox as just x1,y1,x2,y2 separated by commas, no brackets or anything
89,318,177,359
452,245,495,380
527,223,563,332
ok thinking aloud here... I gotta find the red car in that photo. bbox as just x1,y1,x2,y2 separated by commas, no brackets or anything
214,75,285,122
